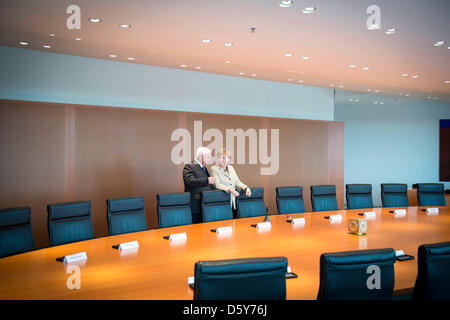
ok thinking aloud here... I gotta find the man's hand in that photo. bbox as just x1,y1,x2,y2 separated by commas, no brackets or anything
245,188,252,197
208,177,216,184
229,188,240,197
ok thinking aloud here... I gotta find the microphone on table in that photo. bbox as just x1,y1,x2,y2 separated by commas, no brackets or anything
263,206,271,222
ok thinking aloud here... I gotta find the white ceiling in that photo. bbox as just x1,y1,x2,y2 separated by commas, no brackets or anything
0,0,449,102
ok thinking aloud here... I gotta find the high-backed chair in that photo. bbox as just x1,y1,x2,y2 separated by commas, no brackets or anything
417,183,446,206
157,192,192,228
310,185,338,212
107,196,147,236
317,248,396,300
194,257,287,300
412,241,450,300
47,201,94,247
346,184,373,209
201,190,233,223
236,187,265,218
381,183,409,207
0,207,35,258
276,187,305,214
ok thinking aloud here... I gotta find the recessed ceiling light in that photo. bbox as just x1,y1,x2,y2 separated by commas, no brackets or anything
427,96,432,99
401,73,409,77
285,53,293,57
109,54,117,58
239,72,245,75
362,67,370,70
434,41,444,47
43,45,51,48
279,1,294,8
385,28,397,35
339,85,344,88
379,102,384,105
412,75,419,78
224,43,233,47
49,33,56,37
301,56,309,60
354,99,359,102
349,99,353,102
225,61,231,64
19,41,28,45
89,18,102,23
75,38,82,41
286,70,295,73
330,84,335,87
201,39,212,43
374,90,380,93
302,7,316,14
119,24,131,28
127,57,135,60
374,101,379,104
433,97,437,100
349,64,357,68
405,93,410,96
251,74,256,77
367,89,371,91
288,79,293,82
298,80,303,83
195,66,202,69
445,80,450,84
180,64,187,67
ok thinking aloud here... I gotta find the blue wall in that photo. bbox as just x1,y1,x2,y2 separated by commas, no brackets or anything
335,94,450,206
0,45,334,121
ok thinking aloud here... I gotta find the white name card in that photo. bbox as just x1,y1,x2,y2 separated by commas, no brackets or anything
426,208,439,215
287,266,292,273
215,226,233,235
395,250,405,257
188,276,195,285
291,218,305,226
394,209,407,216
64,252,87,263
363,211,376,218
256,222,272,230
329,214,343,223
118,240,139,251
169,232,187,241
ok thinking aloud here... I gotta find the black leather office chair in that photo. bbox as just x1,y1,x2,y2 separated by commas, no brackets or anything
236,187,265,218
412,241,450,300
201,190,233,223
47,201,94,247
157,192,192,228
107,196,147,236
310,185,338,212
317,248,396,300
346,184,373,209
381,183,409,207
417,183,446,206
194,257,288,300
0,207,35,258
276,186,305,214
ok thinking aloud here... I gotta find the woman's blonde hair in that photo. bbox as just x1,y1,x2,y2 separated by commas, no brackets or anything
217,148,231,158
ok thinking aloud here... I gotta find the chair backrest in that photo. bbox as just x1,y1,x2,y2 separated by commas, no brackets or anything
0,207,35,258
346,184,373,209
107,196,147,236
310,185,338,212
194,257,287,300
201,190,233,223
276,187,305,214
47,201,94,247
417,183,446,206
157,192,192,228
236,187,265,218
317,248,396,300
412,241,450,300
381,183,409,207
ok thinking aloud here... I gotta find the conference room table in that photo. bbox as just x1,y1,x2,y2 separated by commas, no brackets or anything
0,206,449,299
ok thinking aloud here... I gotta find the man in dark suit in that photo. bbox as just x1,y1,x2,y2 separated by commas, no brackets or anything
183,147,216,223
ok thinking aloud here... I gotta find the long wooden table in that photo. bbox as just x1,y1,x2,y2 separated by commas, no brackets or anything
0,206,449,299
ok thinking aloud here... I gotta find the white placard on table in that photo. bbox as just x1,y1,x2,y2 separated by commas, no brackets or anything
426,208,439,215
291,218,305,226
363,211,376,218
169,232,187,241
328,214,343,223
215,226,233,235
118,240,139,251
395,250,405,257
256,222,272,230
393,209,407,217
63,252,87,263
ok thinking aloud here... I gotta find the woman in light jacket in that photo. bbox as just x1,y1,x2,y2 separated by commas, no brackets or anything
210,149,251,217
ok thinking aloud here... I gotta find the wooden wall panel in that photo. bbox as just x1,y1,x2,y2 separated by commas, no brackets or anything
0,99,344,248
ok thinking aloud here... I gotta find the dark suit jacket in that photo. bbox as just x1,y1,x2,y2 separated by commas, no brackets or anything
183,161,215,222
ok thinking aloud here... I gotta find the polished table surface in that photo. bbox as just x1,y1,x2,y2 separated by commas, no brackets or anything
0,206,449,299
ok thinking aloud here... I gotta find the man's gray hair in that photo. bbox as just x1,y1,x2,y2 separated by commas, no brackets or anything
195,146,211,160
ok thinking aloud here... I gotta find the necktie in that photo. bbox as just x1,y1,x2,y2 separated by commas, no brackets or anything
202,166,207,175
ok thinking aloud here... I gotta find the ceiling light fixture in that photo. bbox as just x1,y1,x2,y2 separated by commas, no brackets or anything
127,57,135,60
301,56,309,60
279,1,294,8
195,66,202,69
201,39,212,43
349,64,357,68
19,41,28,45
251,74,256,77
89,18,102,23
224,43,233,47
434,41,444,46
412,75,419,78
43,45,51,48
385,28,397,35
119,24,131,28
75,38,82,41
298,80,303,83
302,7,316,14
225,61,231,64
285,53,293,57
49,33,56,37
180,64,187,67
401,73,408,77
288,79,293,81
445,80,450,84
109,54,117,58
362,67,370,70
